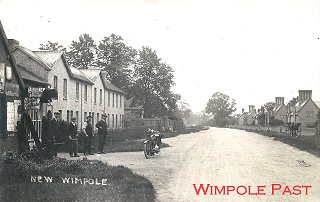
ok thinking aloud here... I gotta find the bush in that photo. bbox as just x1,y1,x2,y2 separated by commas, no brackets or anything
269,118,284,127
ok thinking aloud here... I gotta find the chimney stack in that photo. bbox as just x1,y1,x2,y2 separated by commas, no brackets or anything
242,108,245,113
298,90,312,104
275,97,285,107
249,105,255,112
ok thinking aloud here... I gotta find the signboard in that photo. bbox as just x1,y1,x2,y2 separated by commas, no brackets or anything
5,82,20,97
7,102,15,131
28,87,45,98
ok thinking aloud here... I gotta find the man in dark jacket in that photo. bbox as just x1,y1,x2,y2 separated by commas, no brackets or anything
68,116,79,157
48,111,60,157
82,115,93,155
95,113,108,154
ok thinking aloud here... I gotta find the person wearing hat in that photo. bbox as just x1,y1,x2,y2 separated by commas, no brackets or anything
82,115,94,155
68,116,79,157
48,111,60,157
95,113,108,154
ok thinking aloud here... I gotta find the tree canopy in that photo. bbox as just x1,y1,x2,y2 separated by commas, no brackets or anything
205,92,236,127
66,33,96,69
131,46,177,118
39,41,65,51
97,34,137,93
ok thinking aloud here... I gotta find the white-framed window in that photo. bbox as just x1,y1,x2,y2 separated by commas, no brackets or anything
76,82,80,100
94,88,97,104
84,85,88,102
100,89,102,105
63,79,67,99
53,76,58,89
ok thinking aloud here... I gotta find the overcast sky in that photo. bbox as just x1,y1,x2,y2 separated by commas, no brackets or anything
0,0,319,113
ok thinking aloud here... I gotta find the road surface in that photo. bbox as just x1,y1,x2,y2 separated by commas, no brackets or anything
60,127,320,202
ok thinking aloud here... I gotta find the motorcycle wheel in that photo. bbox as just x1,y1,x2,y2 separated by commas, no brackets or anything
144,142,151,159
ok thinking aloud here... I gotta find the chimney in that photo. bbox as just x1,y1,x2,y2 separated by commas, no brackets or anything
242,108,245,113
249,105,255,112
298,90,312,104
7,39,20,50
275,97,285,107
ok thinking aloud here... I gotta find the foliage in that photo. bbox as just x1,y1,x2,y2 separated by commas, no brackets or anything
263,102,275,113
205,92,236,127
66,33,97,69
131,46,177,118
269,118,284,126
287,97,298,106
39,41,66,51
97,34,137,93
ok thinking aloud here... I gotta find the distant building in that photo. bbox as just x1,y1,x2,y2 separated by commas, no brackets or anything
273,97,287,122
238,108,248,126
246,105,256,125
288,90,319,127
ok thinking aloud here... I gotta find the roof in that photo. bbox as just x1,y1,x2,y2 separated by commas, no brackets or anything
33,51,63,68
69,66,93,84
238,112,248,119
12,45,51,70
0,21,25,93
314,101,320,109
274,105,285,115
17,65,48,86
80,68,101,82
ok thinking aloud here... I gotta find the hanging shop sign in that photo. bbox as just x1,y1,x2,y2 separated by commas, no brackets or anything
27,87,45,98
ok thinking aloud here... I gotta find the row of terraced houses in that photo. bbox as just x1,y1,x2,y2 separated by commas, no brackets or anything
11,39,126,130
237,90,320,127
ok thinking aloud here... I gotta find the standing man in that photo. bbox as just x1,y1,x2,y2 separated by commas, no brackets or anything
82,115,94,155
68,116,79,157
95,113,108,154
49,111,60,157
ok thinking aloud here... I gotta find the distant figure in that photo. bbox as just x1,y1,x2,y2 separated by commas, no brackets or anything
95,113,108,154
68,117,79,157
82,115,94,155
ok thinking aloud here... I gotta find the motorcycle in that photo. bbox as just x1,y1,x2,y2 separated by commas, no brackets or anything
143,128,163,159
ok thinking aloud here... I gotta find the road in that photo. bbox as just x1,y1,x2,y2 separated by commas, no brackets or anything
60,127,320,202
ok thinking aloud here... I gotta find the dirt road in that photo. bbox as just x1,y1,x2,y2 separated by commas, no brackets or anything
61,127,320,201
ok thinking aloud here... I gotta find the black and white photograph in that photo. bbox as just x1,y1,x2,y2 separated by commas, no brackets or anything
0,0,320,201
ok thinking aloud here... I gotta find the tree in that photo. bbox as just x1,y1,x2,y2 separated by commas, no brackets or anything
263,102,275,113
170,98,192,120
131,46,177,118
66,33,96,69
39,41,65,51
205,92,236,127
97,34,137,94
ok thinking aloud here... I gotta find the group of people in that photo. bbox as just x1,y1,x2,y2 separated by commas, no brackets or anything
42,111,109,158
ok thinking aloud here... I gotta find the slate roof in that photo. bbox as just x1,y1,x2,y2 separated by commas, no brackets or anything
12,45,51,70
80,68,126,94
33,51,63,68
69,66,93,84
17,64,48,85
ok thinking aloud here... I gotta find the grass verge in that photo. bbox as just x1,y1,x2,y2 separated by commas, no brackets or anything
245,129,320,157
0,158,156,202
105,126,209,153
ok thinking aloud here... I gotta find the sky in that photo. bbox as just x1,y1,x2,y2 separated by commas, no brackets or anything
0,0,319,113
